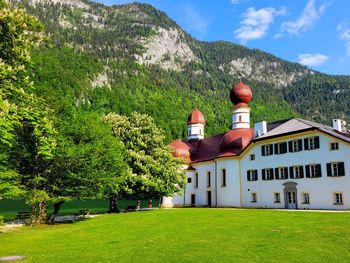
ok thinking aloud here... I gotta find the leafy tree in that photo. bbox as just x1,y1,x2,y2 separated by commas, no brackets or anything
44,111,128,222
103,112,186,209
0,0,57,224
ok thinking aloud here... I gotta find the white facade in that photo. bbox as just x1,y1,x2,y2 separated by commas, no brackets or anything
164,129,350,210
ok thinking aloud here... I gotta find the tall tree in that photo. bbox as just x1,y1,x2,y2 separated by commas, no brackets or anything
45,111,129,222
103,112,186,208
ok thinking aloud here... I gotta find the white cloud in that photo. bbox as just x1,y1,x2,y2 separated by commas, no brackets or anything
182,4,208,39
235,7,286,43
340,30,350,56
298,53,329,66
337,24,350,56
281,0,329,36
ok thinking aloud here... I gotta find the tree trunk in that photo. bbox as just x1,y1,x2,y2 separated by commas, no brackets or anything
47,201,65,224
108,194,119,213
37,201,47,224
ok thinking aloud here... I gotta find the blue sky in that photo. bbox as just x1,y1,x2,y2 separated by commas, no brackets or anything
95,0,350,76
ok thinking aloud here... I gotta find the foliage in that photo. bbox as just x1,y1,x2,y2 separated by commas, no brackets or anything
1,209,350,262
103,112,186,198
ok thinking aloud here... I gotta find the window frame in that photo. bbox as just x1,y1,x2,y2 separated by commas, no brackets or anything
274,192,281,203
187,177,192,183
330,142,339,151
251,192,257,203
194,173,198,188
327,162,345,177
221,169,227,187
247,170,258,181
334,192,344,205
250,154,255,161
207,171,211,188
302,192,310,204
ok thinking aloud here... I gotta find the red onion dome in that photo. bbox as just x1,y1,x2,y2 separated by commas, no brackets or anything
220,128,254,152
187,108,205,125
230,81,252,105
169,140,191,161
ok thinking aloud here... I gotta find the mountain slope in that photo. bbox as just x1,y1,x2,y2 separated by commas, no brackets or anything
15,0,350,141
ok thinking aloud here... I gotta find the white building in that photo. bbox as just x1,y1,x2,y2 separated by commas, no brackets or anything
164,81,350,210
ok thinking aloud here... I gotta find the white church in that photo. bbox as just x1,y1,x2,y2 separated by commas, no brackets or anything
163,81,350,210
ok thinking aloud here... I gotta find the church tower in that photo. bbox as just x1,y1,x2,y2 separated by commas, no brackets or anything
187,108,205,141
230,81,252,129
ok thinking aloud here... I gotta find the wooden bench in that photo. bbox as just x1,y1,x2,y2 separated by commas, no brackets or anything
125,205,137,212
15,211,31,222
74,209,90,219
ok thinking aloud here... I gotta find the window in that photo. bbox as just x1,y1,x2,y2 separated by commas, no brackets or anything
334,193,343,205
275,167,288,180
289,139,302,152
304,136,320,150
250,154,255,161
221,169,226,187
289,166,304,179
251,192,257,203
302,193,310,204
330,142,339,151
306,164,322,178
195,173,198,188
262,168,274,180
274,142,287,154
187,177,192,183
274,193,281,203
247,170,258,181
207,172,211,187
188,128,191,136
327,162,345,177
261,144,273,156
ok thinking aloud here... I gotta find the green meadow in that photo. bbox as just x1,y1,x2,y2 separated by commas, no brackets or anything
1,208,350,262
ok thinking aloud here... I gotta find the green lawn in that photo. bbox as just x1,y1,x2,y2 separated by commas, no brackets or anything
0,199,159,220
1,208,350,262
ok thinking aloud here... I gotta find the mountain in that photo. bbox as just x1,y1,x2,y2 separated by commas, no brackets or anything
14,0,350,142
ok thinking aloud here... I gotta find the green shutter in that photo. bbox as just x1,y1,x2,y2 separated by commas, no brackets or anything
275,168,279,179
247,170,250,181
270,144,274,155
288,141,293,152
338,162,345,176
261,146,265,156
262,169,266,180
289,167,294,179
282,142,287,154
284,167,289,179
299,166,304,178
270,168,274,180
314,136,320,149
327,163,332,176
298,139,303,151
304,138,309,150
274,144,279,154
316,164,322,177
305,165,310,178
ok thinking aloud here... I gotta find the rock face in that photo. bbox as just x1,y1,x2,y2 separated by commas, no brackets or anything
135,27,197,71
220,57,310,88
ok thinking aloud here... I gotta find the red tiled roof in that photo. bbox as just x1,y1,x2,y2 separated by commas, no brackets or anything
169,128,254,163
187,108,205,125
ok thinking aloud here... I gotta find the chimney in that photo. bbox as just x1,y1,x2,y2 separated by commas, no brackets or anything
333,119,346,132
254,121,267,138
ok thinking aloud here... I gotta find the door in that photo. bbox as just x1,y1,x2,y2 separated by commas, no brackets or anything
207,191,212,207
286,191,296,209
191,194,196,206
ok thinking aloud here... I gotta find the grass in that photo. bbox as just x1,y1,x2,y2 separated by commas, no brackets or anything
0,199,159,220
1,208,350,262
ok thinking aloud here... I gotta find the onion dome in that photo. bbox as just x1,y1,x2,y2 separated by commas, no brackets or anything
220,128,254,152
230,81,252,105
187,108,205,125
169,140,192,161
